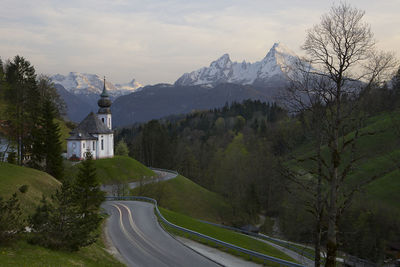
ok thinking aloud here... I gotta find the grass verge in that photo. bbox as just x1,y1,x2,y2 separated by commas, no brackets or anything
159,207,298,266
0,219,124,267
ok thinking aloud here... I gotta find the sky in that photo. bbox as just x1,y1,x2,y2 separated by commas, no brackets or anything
0,0,399,85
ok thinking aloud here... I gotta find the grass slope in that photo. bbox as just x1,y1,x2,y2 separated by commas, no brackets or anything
160,208,297,264
0,163,122,266
0,162,60,214
292,110,400,211
0,223,123,267
65,155,155,184
132,174,231,223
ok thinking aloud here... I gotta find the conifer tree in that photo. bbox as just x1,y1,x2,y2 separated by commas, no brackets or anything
74,152,104,213
4,56,38,165
42,99,64,180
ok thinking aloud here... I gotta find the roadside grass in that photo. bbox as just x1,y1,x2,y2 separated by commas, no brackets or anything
0,220,124,267
131,174,231,223
159,207,298,266
65,155,155,184
0,162,60,215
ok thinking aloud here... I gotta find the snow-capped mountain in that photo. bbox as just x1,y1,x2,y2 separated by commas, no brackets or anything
175,43,298,87
50,72,143,97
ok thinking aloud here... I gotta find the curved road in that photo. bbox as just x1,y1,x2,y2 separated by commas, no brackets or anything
102,201,219,267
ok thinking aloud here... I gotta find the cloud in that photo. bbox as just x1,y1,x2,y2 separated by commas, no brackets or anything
0,0,398,85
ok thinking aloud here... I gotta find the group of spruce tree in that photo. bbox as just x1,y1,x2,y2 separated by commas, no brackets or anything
0,55,64,178
0,56,104,251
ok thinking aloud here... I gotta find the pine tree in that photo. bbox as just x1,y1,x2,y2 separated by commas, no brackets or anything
4,56,38,165
74,152,104,213
42,99,64,180
0,186,28,244
71,152,104,247
30,179,82,250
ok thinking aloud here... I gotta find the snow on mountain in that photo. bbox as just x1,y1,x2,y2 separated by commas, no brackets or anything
50,72,142,97
175,43,299,87
115,79,143,93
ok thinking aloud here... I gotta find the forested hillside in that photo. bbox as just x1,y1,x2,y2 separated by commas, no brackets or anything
117,69,400,262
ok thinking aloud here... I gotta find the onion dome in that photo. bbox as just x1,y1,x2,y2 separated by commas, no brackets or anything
98,77,112,114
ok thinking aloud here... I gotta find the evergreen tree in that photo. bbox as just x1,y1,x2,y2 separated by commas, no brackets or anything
71,152,104,247
42,99,64,180
0,186,28,244
74,152,104,213
4,56,38,165
115,139,129,156
30,179,82,250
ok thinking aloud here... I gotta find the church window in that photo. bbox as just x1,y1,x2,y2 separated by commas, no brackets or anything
102,118,105,123
83,142,85,149
108,118,110,127
93,141,95,150
101,140,104,150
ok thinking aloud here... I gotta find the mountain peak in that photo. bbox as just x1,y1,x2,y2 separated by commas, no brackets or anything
50,72,143,97
211,53,231,69
175,43,299,87
265,42,295,58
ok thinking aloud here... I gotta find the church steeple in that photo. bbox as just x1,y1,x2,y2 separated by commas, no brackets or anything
98,76,112,114
101,76,109,97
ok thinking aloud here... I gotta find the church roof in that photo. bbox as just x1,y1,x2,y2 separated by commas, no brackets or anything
66,132,97,141
69,112,113,137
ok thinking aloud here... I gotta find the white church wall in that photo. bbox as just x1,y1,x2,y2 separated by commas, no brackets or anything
97,134,114,159
98,114,112,130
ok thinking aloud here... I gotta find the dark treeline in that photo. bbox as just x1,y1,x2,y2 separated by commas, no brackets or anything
117,100,302,225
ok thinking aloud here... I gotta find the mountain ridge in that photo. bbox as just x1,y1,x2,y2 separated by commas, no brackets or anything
175,42,298,87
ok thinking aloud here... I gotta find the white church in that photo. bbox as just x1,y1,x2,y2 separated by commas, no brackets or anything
66,78,114,160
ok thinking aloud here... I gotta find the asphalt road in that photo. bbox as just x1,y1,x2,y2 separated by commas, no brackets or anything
102,200,219,267
101,170,177,196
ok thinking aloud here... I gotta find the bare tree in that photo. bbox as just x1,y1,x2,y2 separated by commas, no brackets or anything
284,3,397,266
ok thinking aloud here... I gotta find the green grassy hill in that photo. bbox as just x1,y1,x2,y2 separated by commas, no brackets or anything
0,162,60,214
65,155,156,184
292,110,400,211
132,174,232,223
0,163,123,266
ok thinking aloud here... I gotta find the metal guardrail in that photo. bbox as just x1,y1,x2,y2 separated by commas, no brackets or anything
149,167,179,175
105,195,305,267
198,220,316,260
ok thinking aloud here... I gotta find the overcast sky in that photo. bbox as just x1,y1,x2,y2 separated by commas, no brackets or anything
1,0,399,85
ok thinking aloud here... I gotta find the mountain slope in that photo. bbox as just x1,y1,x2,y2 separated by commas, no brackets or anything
51,72,142,97
112,83,270,127
175,43,297,87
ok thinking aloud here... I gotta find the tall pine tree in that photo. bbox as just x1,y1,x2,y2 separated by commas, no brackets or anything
4,56,38,165
42,99,64,180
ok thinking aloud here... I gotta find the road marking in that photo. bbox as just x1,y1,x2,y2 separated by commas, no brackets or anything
110,203,160,261
119,202,178,262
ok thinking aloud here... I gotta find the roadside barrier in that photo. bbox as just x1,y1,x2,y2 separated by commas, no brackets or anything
105,195,305,267
149,167,179,175
197,220,316,261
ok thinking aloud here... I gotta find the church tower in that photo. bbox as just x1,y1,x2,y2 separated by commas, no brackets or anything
97,77,112,129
